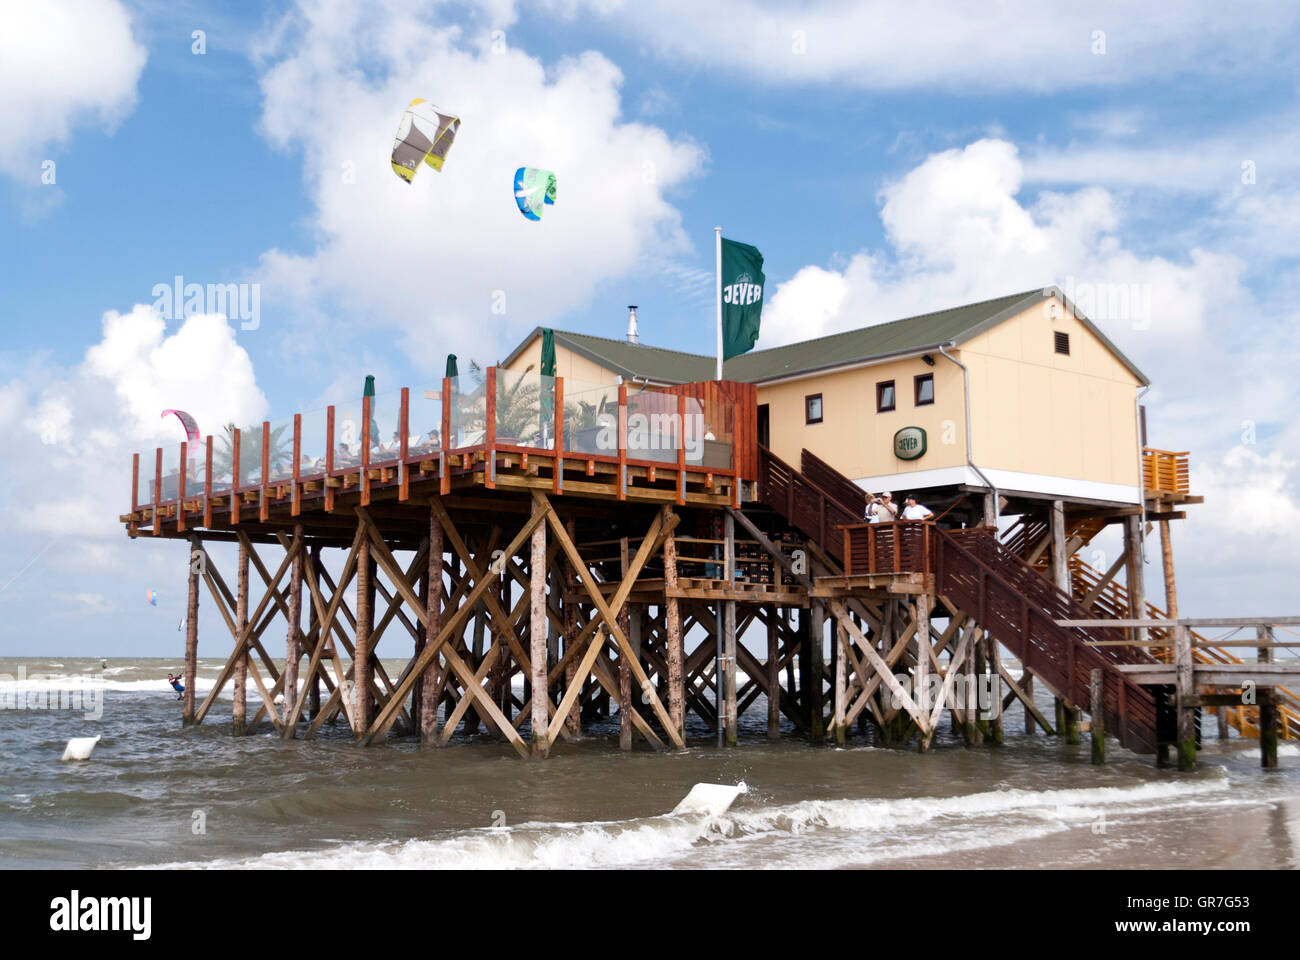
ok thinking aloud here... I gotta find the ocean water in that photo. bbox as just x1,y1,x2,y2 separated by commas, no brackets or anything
1,657,1297,870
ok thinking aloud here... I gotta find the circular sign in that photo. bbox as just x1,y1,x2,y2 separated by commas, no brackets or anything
893,426,926,461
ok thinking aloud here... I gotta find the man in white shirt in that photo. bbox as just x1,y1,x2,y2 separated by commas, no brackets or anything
901,495,934,520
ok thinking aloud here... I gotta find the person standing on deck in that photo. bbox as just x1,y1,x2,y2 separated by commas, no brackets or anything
901,495,934,521
863,492,877,522
871,493,897,523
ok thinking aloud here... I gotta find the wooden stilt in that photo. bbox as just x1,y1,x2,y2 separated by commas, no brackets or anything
354,533,373,734
530,498,548,756
915,595,931,752
183,536,201,726
308,548,321,722
662,507,684,743
1090,668,1106,764
1260,690,1278,769
833,614,847,746
1173,621,1195,770
618,537,632,751
767,607,780,741
563,519,581,739
283,523,304,732
421,506,444,744
230,540,249,736
987,632,1005,744
1123,515,1148,649
723,512,737,747
808,602,825,742
1023,671,1035,735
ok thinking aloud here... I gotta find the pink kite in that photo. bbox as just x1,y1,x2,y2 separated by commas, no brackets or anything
161,409,201,447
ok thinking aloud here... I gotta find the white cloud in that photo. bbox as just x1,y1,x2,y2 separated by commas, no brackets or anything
0,0,147,179
1,306,266,542
252,0,706,370
764,139,1244,353
545,0,1299,93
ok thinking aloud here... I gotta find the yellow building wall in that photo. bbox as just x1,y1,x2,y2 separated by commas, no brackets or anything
961,297,1142,488
756,356,969,481
502,335,622,388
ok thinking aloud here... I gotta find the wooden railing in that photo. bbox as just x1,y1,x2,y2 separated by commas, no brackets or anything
841,521,935,576
801,448,867,518
755,445,860,562
1142,447,1190,495
129,369,757,521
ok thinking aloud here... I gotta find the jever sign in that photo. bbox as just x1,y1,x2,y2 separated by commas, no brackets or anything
893,426,926,461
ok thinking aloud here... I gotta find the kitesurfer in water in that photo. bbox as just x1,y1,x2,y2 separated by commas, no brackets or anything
167,673,185,700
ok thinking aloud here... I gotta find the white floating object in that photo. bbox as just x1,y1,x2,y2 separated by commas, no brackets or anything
671,781,748,817
62,736,101,761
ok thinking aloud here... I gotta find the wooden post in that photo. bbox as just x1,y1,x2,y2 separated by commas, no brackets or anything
833,615,847,746
1023,672,1035,735
232,539,249,736
987,632,1004,744
723,511,737,747
355,533,372,734
1174,621,1195,770
767,607,780,741
618,537,632,751
1158,519,1178,617
915,596,931,752
966,636,983,746
662,507,684,742
1259,625,1276,768
421,507,444,744
563,520,581,738
1123,515,1148,649
530,498,548,756
308,547,321,721
183,536,200,725
808,602,825,742
1090,668,1106,765
1260,690,1278,769
283,523,304,732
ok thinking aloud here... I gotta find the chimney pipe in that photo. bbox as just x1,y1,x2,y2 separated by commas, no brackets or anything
626,305,639,344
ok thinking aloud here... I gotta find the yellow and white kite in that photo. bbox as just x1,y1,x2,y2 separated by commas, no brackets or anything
391,99,461,184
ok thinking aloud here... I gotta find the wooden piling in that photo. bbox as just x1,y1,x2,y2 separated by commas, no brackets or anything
807,602,825,742
766,608,780,740
563,519,582,738
1090,668,1105,765
723,512,738,747
232,539,249,736
183,536,200,725
283,523,304,732
915,595,931,752
987,632,1005,745
1173,622,1195,770
421,506,444,744
662,507,685,742
1260,690,1278,769
530,498,548,755
618,537,632,751
354,534,372,734
833,615,847,746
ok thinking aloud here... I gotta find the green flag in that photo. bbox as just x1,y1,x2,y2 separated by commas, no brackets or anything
445,354,458,379
721,238,765,361
540,329,556,377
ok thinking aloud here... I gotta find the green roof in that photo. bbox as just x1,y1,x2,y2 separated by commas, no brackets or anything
504,287,1149,386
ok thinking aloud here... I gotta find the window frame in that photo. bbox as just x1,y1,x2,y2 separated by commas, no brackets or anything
805,393,823,425
876,380,896,413
914,372,935,407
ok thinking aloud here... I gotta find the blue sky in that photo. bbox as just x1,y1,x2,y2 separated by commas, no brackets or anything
2,1,1298,656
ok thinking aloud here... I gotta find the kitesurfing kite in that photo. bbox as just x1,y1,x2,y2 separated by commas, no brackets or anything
514,167,556,220
147,589,159,606
161,409,201,447
391,99,461,183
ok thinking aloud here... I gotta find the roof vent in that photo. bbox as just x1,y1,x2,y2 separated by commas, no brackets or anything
626,305,639,344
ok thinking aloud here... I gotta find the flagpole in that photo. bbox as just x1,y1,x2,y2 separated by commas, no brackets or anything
715,226,723,381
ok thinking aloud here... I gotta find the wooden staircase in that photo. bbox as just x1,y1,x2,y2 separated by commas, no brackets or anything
1001,514,1109,573
934,529,1163,753
753,446,1165,752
